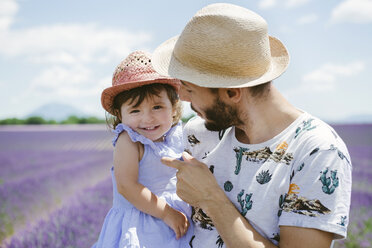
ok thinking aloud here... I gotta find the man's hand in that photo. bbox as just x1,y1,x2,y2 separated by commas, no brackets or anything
163,152,278,248
161,152,221,208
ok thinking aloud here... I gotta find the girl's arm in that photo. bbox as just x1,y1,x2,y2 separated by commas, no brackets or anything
114,132,189,239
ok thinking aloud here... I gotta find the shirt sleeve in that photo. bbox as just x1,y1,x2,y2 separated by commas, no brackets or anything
278,140,352,239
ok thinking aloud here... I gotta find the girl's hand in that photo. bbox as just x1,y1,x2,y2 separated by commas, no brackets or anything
162,205,190,239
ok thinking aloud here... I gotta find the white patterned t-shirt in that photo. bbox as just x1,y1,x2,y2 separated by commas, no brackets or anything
183,112,352,248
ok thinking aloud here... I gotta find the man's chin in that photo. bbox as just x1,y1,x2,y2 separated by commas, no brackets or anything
204,120,230,132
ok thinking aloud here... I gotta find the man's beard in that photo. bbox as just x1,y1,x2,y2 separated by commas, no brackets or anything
192,98,243,131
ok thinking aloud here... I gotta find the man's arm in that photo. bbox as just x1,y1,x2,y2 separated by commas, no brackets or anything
279,226,333,248
162,152,333,248
201,186,276,248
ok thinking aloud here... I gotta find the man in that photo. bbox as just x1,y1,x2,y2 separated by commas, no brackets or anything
152,3,352,248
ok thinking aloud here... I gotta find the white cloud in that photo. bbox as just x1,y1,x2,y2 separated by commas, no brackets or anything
285,0,310,8
0,21,152,101
331,0,372,24
297,14,318,25
30,65,112,99
0,24,152,63
77,75,112,98
258,0,310,9
79,76,113,116
31,65,91,90
258,0,277,9
28,51,78,65
301,61,365,91
278,25,293,34
0,0,18,30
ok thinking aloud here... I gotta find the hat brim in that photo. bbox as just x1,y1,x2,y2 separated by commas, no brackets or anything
101,78,180,115
152,35,290,88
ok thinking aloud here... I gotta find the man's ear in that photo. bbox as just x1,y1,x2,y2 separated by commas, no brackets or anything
220,88,242,103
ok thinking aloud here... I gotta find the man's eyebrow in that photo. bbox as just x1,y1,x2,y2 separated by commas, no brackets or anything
180,81,188,86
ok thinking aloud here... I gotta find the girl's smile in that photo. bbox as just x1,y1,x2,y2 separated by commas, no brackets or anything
120,89,175,142
140,125,159,130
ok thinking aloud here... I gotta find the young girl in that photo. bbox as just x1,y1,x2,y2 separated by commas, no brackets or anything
92,51,193,248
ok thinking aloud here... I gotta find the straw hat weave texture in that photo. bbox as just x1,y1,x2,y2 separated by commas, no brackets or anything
152,3,290,88
101,51,180,114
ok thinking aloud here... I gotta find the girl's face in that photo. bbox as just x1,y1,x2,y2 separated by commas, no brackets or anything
120,89,175,142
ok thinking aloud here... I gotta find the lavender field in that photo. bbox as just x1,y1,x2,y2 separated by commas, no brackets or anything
0,123,371,248
0,125,114,247
331,124,372,248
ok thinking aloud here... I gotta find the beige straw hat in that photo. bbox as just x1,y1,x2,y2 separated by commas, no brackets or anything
101,51,180,115
152,3,290,88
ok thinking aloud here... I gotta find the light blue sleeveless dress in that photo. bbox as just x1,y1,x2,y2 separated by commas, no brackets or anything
92,122,193,248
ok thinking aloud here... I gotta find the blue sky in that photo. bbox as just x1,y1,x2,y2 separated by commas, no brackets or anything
0,0,371,123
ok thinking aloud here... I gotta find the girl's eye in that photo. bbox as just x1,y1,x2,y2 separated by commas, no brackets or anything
130,109,140,114
153,105,162,110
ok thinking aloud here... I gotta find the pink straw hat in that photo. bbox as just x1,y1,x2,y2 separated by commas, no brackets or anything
101,51,181,115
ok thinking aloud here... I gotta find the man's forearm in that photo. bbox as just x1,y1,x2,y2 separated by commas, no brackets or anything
201,188,277,248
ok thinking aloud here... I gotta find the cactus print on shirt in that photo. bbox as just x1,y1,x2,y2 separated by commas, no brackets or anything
183,112,352,248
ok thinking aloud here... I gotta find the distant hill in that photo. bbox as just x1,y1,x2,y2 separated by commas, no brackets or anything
27,102,89,121
343,114,372,124
333,114,372,124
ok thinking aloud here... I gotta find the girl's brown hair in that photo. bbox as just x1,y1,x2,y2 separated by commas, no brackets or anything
106,83,182,130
